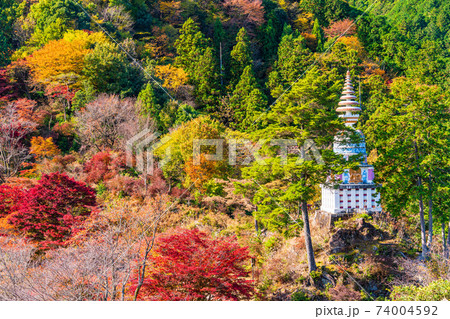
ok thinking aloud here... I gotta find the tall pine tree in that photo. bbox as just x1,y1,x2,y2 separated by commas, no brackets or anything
229,65,267,131
191,47,220,110
137,82,160,125
239,67,353,272
261,19,278,64
268,34,313,98
365,78,450,259
213,18,226,89
312,18,325,52
174,18,207,77
230,28,253,88
175,19,220,109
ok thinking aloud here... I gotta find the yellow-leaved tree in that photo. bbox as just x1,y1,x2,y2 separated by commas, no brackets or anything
153,65,188,91
337,36,365,58
30,136,61,161
21,136,61,178
154,116,230,190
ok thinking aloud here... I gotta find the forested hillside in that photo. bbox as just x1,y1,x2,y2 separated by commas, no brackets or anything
0,0,449,301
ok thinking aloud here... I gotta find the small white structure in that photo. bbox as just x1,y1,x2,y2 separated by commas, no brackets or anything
321,71,382,214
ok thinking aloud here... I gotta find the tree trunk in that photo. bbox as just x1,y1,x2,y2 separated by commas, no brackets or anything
447,220,450,259
418,177,428,260
254,205,259,233
133,236,155,301
301,200,317,272
414,141,428,260
442,221,448,259
427,175,433,247
427,195,433,247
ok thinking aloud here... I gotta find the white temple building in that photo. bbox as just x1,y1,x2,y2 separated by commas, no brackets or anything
321,71,382,214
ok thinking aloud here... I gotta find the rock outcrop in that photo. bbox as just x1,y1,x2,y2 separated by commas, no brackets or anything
329,218,387,253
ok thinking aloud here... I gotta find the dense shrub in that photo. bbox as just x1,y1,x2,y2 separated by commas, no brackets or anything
105,175,144,197
391,280,450,301
8,173,96,248
84,150,127,184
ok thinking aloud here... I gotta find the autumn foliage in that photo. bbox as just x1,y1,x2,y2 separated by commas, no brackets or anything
0,184,24,217
30,136,61,160
26,31,106,87
45,84,76,103
8,173,96,248
0,69,17,103
0,0,447,302
324,19,356,38
131,228,255,300
27,39,89,86
153,64,188,91
223,0,265,29
184,154,219,190
83,150,127,184
20,136,62,177
13,98,45,125
147,166,190,198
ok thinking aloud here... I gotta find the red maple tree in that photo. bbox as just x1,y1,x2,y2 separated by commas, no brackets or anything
0,184,25,217
45,84,76,103
8,173,97,248
83,150,126,184
130,228,255,300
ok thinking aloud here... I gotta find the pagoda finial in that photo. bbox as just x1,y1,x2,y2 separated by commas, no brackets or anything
336,71,361,127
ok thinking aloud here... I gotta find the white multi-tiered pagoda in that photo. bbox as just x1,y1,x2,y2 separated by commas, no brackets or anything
321,71,382,214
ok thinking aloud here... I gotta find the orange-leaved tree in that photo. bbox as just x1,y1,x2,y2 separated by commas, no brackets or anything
30,136,61,161
27,30,107,87
13,98,46,125
153,116,230,190
21,136,61,177
184,154,220,191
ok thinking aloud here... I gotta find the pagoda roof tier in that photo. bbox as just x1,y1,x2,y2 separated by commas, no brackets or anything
335,70,361,127
341,94,358,100
338,100,360,106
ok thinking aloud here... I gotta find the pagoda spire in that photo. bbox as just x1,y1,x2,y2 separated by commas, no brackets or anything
321,70,382,216
336,70,361,127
